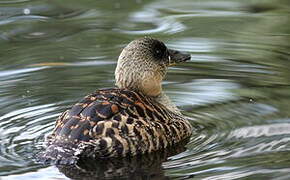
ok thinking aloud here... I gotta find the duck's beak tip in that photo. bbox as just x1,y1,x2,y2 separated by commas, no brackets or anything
168,49,191,65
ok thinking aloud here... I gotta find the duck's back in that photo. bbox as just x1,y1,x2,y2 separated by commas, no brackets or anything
40,88,192,164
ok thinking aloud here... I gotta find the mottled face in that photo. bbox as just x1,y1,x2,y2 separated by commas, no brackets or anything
115,37,191,96
146,39,170,66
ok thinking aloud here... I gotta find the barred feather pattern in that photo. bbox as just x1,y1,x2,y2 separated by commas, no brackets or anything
41,88,192,163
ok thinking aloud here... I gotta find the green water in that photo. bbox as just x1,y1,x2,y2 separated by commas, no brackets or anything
0,0,290,179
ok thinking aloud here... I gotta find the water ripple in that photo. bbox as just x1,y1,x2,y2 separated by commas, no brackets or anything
0,104,59,176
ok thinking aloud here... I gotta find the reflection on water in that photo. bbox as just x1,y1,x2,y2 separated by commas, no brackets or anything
57,140,189,180
1,0,290,179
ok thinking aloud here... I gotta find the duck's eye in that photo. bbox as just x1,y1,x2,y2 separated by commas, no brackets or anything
153,42,167,59
155,49,162,56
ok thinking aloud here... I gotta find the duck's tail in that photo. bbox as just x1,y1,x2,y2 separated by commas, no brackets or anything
37,142,80,165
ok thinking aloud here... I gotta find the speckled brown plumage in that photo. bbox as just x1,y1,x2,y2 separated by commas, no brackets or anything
46,88,192,159
39,37,193,164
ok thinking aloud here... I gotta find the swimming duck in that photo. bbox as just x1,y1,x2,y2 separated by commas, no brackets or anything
40,37,193,164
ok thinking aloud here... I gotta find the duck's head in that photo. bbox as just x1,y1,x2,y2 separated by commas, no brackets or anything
115,37,191,97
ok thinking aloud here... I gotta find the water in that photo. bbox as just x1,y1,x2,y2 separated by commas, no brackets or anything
0,0,290,179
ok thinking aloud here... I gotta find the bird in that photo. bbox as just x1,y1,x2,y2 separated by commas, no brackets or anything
39,37,193,164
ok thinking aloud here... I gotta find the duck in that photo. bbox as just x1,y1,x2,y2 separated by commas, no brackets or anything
40,37,193,164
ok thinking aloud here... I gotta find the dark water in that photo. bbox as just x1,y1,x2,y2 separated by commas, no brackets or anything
0,0,290,179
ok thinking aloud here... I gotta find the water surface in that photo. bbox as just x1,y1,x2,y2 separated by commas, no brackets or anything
0,0,290,179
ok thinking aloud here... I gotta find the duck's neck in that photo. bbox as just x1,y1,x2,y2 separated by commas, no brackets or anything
115,69,163,97
154,92,182,115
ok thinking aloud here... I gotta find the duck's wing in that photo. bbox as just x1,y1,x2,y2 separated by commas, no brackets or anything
49,88,136,142
40,88,191,164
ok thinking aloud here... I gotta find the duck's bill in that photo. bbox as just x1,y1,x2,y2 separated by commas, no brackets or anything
168,49,191,66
